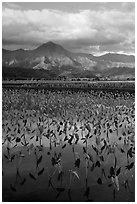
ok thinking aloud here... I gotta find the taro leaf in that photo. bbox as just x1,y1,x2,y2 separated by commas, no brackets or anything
60,122,63,126
13,144,17,148
37,155,43,167
94,129,97,135
75,158,80,168
102,168,107,179
7,127,11,131
126,162,134,170
119,124,122,128
114,155,117,170
83,146,86,153
21,134,24,138
58,171,63,181
31,129,35,133
21,142,25,146
110,166,115,177
25,142,29,146
84,186,90,197
89,135,93,139
120,148,125,153
2,140,6,145
50,142,52,151
4,154,8,160
83,140,86,144
57,152,62,160
10,155,15,162
101,144,106,152
95,161,100,168
20,178,26,186
91,163,95,172
38,168,45,176
64,136,68,141
114,121,118,128
7,136,11,142
51,157,56,166
123,180,132,193
75,134,79,144
128,130,132,135
62,144,66,149
100,156,104,162
70,170,80,180
97,177,102,184
124,180,128,189
104,139,107,146
48,177,53,188
68,136,73,145
107,122,110,128
10,184,16,192
44,133,49,139
122,132,126,136
37,146,43,152
16,137,21,143
56,188,65,199
127,147,134,158
116,167,121,176
92,145,98,155
109,129,113,133
88,153,93,162
29,173,36,180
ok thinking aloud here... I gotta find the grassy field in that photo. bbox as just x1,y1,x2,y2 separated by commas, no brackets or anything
2,87,135,201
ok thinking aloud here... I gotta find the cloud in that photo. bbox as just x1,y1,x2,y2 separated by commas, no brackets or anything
2,4,135,55
2,2,21,10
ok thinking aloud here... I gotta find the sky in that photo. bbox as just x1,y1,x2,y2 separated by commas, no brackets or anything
2,2,135,56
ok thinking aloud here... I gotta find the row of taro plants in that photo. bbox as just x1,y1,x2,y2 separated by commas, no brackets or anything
2,89,135,201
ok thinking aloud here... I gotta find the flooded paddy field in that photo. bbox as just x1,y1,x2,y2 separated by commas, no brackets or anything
2,87,135,202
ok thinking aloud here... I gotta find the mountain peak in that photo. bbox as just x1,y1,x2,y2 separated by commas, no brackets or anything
46,41,57,46
37,41,59,49
98,52,135,63
34,41,70,58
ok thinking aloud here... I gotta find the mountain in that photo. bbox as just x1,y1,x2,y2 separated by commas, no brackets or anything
2,41,135,80
96,53,135,70
97,53,134,63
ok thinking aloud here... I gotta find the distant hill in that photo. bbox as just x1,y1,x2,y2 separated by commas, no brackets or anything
2,41,135,80
97,53,134,63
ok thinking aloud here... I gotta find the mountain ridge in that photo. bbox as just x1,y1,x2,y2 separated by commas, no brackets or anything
2,41,135,80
